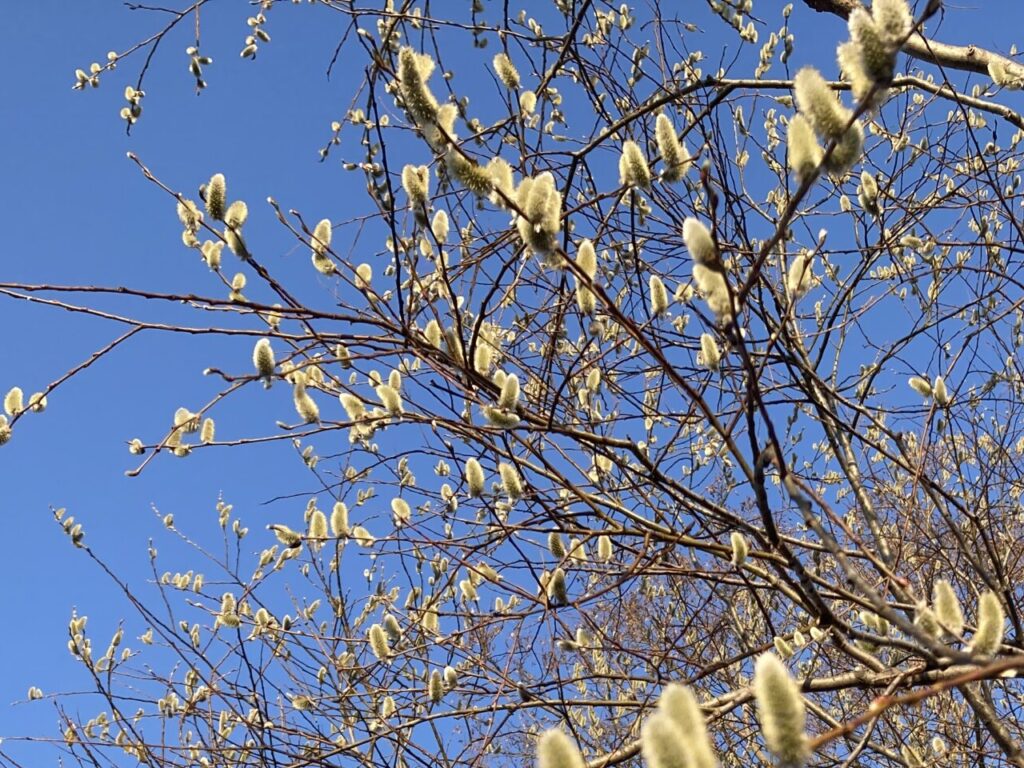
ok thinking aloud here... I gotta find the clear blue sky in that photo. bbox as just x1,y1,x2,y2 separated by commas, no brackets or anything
1,0,1021,759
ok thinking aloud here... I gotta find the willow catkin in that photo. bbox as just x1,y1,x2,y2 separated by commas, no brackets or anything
872,0,911,43
786,252,814,300
657,683,716,768
933,375,950,406
498,373,520,410
640,712,691,768
548,531,566,559
537,730,585,768
339,393,365,421
4,387,24,416
391,497,412,526
397,46,439,126
970,591,1005,657
253,338,275,381
547,567,568,605
515,172,561,256
367,623,391,661
731,531,748,566
787,113,823,182
205,173,226,221
908,376,933,398
492,52,520,89
431,209,449,242
793,67,851,141
402,164,430,211
424,319,443,348
465,458,486,497
649,275,669,316
499,462,523,500
308,508,328,539
597,534,613,561
383,614,402,643
225,200,247,229
699,333,721,371
682,218,717,265
619,140,651,190
575,239,598,315
200,417,215,444
754,653,808,767
933,579,964,637
330,502,349,537
293,382,319,423
655,113,691,182
376,384,404,415
429,669,444,703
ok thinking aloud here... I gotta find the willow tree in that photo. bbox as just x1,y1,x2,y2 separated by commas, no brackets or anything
7,0,1024,766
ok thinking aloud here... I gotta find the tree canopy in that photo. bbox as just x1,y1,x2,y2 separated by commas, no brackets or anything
6,0,1024,766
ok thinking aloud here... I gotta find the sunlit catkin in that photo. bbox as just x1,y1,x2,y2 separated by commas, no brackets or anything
699,333,721,371
429,669,444,703
657,683,716,768
397,47,439,126
339,393,365,421
431,209,449,242
499,462,523,500
786,252,814,300
548,531,566,559
424,319,443,348
253,338,275,382
376,384,404,415
492,52,520,89
619,140,651,190
498,372,520,410
970,591,1004,656
537,730,585,768
933,579,965,637
597,534,613,561
908,376,933,399
0,416,11,446
787,114,822,183
308,508,328,540
465,457,486,497
574,239,598,314
225,200,248,229
391,497,411,526
368,623,391,661
200,418,215,444
330,502,350,536
402,164,431,211
754,653,808,767
793,67,851,141
293,382,319,423
515,172,562,256
649,275,669,316
731,531,748,566
641,712,690,768
933,375,950,406
682,218,717,266
655,113,691,182
4,387,24,416
205,173,226,221
547,567,569,605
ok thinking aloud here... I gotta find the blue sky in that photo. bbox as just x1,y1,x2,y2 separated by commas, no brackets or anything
2,0,1023,760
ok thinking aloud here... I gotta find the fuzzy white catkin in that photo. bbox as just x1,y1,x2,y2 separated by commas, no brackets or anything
293,382,319,423
641,712,691,768
431,210,449,242
786,253,813,300
465,458,486,497
206,173,226,221
793,67,851,141
368,623,391,661
787,114,823,183
397,47,439,126
649,275,669,316
537,730,585,768
330,502,350,536
731,531,748,566
933,579,964,637
908,376,933,398
597,534,613,561
402,164,430,209
682,218,717,266
970,591,1004,656
699,333,721,371
933,375,950,406
619,140,651,189
498,373,520,410
253,338,275,379
376,384,404,415
492,52,520,89
308,508,328,539
429,669,444,703
4,387,24,416
754,653,808,767
391,497,412,525
848,9,894,84
499,462,523,499
200,417,215,444
547,567,568,604
656,684,716,768
225,200,247,229
575,239,598,315
655,113,691,182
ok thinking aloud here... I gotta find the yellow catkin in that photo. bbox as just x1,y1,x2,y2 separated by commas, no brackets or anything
200,418,215,444
537,731,585,768
786,253,814,300
498,372,520,410
970,591,1005,656
649,275,669,316
253,338,275,380
465,458,486,497
205,173,226,221
730,532,748,566
655,113,691,182
754,653,808,767
699,333,721,371
293,382,319,423
597,534,613,561
376,384,404,415
330,502,350,536
4,387,24,416
787,114,823,182
655,683,716,768
492,52,520,89
499,462,523,500
429,669,444,702
619,140,651,189
368,623,391,661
